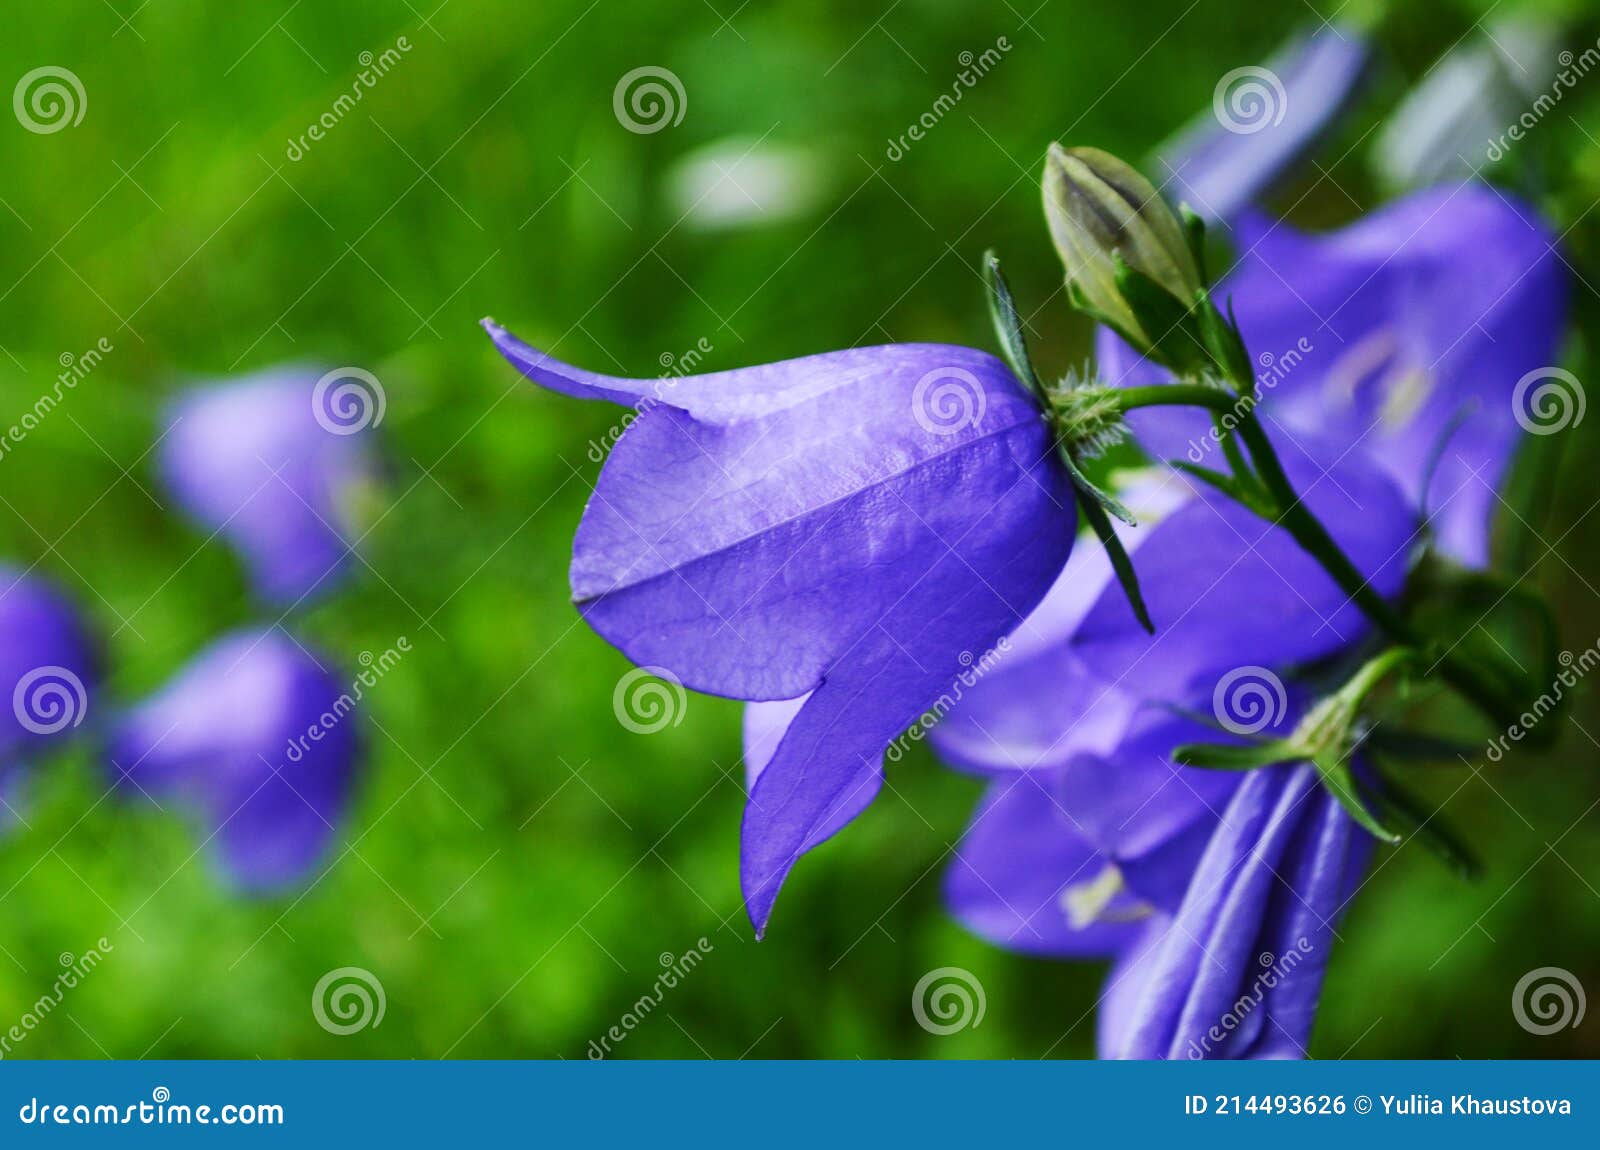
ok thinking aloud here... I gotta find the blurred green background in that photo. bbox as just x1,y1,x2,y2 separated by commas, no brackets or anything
1,0,1598,1059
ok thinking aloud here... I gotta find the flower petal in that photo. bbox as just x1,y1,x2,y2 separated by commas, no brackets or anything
1098,763,1371,1059
945,775,1148,958
109,629,362,891
1161,24,1370,225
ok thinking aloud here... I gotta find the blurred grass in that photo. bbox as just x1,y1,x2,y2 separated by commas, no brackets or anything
0,0,1597,1058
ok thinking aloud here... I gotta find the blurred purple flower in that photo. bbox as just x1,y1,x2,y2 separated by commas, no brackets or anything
0,564,98,821
483,318,1077,934
1100,185,1567,564
1161,23,1370,224
934,441,1414,1058
109,628,362,892
160,366,381,606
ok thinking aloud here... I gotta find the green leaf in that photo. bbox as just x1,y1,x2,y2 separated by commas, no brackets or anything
1078,492,1152,633
1365,770,1483,880
1111,255,1207,374
1179,203,1209,286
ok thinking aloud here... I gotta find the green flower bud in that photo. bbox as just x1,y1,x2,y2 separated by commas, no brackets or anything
1042,144,1204,346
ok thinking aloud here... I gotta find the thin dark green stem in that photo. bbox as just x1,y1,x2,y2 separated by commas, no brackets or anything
1113,385,1532,730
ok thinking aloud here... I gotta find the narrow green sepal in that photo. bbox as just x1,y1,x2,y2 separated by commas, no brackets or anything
1056,446,1135,525
1078,492,1152,633
1361,727,1480,765
1198,298,1255,389
1173,739,1298,771
1169,460,1275,518
1111,255,1208,374
982,251,1044,401
1313,753,1402,845
1065,281,1148,352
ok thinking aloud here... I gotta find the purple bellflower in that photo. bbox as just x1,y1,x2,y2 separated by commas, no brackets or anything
482,318,1078,934
0,565,98,822
160,367,381,606
933,440,1417,1057
1160,23,1370,225
1098,185,1567,565
109,628,361,892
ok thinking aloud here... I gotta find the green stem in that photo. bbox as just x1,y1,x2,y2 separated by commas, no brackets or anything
1112,385,1532,731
